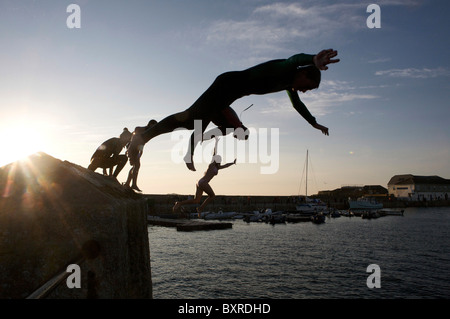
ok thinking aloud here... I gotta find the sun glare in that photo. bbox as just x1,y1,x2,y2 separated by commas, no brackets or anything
0,118,49,167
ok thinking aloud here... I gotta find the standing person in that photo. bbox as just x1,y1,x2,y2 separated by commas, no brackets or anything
173,139,236,215
128,49,339,171
124,119,157,192
88,128,132,178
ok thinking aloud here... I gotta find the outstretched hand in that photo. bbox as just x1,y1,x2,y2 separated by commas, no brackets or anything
313,123,329,136
313,49,340,70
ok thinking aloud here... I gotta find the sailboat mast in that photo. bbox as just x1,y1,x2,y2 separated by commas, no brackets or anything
305,150,308,200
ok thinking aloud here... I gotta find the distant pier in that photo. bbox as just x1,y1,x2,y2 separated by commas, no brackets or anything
143,194,450,215
147,216,232,232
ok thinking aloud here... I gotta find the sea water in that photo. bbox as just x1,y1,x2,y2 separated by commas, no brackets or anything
147,207,450,299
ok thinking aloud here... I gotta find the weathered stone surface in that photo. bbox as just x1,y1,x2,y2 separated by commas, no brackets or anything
0,153,152,299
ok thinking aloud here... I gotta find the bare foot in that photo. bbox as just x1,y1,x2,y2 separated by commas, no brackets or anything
196,207,203,218
131,185,142,192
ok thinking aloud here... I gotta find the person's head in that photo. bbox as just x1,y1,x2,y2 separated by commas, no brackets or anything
119,128,132,143
212,154,222,164
292,65,321,93
147,119,158,128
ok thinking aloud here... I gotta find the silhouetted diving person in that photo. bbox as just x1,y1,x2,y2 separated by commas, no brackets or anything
128,49,339,171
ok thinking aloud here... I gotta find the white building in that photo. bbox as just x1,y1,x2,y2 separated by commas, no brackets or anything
388,175,450,201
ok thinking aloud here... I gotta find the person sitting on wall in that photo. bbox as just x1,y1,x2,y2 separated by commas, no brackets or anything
88,128,132,178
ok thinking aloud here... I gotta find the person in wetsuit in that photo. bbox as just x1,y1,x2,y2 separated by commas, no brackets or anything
124,119,158,192
128,49,339,171
88,128,132,178
173,139,236,215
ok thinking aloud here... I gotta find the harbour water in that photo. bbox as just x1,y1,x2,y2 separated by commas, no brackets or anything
147,207,450,299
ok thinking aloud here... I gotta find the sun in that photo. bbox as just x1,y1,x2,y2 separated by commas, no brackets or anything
0,117,49,167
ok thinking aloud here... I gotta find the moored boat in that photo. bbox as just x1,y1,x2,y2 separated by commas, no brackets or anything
267,214,286,224
296,201,328,213
340,210,354,217
349,197,383,210
204,211,237,220
380,208,404,216
295,150,328,213
361,210,381,219
311,213,326,224
330,210,341,218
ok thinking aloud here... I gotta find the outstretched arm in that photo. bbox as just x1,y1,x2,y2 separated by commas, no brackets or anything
219,159,236,170
286,89,329,136
287,89,316,125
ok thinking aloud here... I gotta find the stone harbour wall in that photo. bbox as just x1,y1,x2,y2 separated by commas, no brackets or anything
0,153,152,299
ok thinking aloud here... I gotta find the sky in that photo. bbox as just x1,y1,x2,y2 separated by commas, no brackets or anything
0,0,449,196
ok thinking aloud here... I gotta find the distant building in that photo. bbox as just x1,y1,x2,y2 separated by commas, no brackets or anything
388,175,450,201
361,185,388,196
318,185,387,200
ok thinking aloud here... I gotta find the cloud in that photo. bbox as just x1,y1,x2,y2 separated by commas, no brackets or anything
261,80,378,117
302,92,378,116
368,58,391,64
375,67,450,78
203,2,367,58
376,0,422,5
166,0,425,69
203,1,423,60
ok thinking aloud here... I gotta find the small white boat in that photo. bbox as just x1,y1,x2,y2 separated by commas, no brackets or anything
296,201,328,213
349,197,383,210
204,211,236,220
188,211,209,219
243,210,265,223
